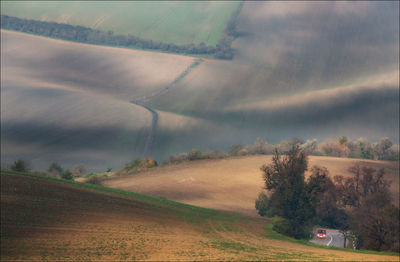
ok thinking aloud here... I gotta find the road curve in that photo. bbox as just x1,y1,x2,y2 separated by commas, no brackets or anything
131,101,158,157
310,229,348,248
130,59,202,157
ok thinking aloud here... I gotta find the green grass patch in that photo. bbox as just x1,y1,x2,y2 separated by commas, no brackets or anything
1,1,239,45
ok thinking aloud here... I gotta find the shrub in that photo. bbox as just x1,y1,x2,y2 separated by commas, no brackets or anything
61,170,74,180
11,159,29,172
48,162,63,177
271,217,292,236
318,139,349,157
255,192,274,217
86,175,104,185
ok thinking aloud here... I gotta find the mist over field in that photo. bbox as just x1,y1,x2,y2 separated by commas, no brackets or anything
1,1,399,171
149,1,399,149
1,2,400,259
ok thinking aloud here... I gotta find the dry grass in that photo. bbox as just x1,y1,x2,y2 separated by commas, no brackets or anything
104,155,399,217
2,171,398,261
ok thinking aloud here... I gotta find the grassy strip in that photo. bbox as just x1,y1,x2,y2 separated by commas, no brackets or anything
265,222,399,256
0,169,239,222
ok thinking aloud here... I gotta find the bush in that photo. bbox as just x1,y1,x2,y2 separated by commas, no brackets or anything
48,162,63,177
86,175,104,185
271,217,292,236
61,170,74,180
255,192,274,217
11,159,29,172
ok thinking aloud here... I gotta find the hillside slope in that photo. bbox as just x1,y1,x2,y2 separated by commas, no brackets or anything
0,30,196,170
104,156,399,216
1,171,398,261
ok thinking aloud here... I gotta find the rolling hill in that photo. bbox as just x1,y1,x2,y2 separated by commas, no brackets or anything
1,1,398,172
1,171,398,260
0,30,196,170
103,155,400,216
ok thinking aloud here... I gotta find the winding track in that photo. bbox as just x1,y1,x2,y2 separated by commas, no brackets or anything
131,59,203,157
131,101,158,157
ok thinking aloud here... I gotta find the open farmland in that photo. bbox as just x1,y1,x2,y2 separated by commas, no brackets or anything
149,1,399,146
104,156,400,216
0,1,239,45
2,171,398,261
1,30,195,171
1,1,399,172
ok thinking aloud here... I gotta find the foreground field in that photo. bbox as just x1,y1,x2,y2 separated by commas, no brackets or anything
104,156,400,216
2,171,398,261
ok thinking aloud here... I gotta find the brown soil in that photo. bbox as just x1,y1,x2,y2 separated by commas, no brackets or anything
2,172,398,261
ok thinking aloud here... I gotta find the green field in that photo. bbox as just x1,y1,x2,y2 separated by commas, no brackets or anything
0,1,239,45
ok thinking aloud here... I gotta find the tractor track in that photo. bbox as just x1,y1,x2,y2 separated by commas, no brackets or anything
131,58,203,157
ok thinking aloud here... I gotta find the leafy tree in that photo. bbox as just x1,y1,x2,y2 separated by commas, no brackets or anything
352,191,399,251
334,163,398,251
61,170,74,180
72,164,86,177
187,149,203,160
319,139,350,157
253,138,270,154
260,146,314,238
10,159,30,172
48,162,63,177
338,136,348,145
372,137,393,160
300,139,318,155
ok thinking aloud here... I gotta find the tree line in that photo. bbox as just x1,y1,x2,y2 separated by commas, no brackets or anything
0,15,234,59
256,146,399,252
163,136,399,165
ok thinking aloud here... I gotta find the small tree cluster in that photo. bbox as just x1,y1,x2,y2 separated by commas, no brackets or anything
118,157,158,175
47,162,77,180
10,159,30,172
164,149,227,164
333,164,399,251
256,150,399,251
318,137,398,160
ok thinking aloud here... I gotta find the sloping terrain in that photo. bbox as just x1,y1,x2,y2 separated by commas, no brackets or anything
0,1,239,45
0,30,195,170
1,1,399,172
149,1,399,147
1,171,398,261
104,156,399,216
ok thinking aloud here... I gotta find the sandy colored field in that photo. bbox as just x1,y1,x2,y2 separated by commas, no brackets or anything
104,156,400,216
2,172,398,261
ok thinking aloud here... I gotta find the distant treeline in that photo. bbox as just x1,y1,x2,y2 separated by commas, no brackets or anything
0,15,233,59
164,136,399,165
